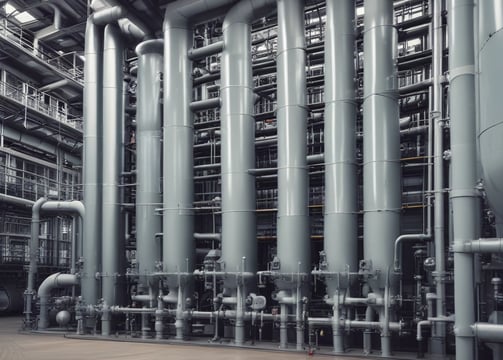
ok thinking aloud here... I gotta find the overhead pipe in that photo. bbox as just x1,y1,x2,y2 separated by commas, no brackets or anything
276,0,309,350
82,16,103,309
478,0,503,236
449,0,479,359
163,0,236,340
91,3,152,40
1,126,81,165
473,323,503,343
38,79,72,93
38,273,79,329
220,0,275,345
135,39,163,293
101,24,126,321
362,0,401,356
188,40,224,61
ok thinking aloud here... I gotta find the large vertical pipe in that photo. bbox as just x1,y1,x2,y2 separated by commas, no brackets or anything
135,40,163,288
431,0,446,353
82,16,103,307
449,0,478,359
363,0,400,356
324,0,357,353
479,0,503,236
102,23,125,309
221,0,275,345
276,0,309,350
163,7,195,341
276,0,309,280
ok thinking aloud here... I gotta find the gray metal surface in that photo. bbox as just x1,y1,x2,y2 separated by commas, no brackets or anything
102,23,125,307
82,17,103,307
135,39,163,287
323,0,357,286
363,1,400,355
362,0,400,290
449,0,478,359
432,0,446,351
276,0,309,277
479,0,503,236
162,7,195,283
37,273,79,329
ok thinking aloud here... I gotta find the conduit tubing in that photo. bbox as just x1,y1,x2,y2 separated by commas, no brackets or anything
102,24,125,310
449,0,479,359
135,39,163,288
363,0,400,356
82,16,103,308
38,273,79,329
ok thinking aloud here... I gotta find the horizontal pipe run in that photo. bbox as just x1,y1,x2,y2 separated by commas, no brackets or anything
190,98,221,112
308,317,402,332
188,41,224,60
194,233,221,241
453,238,503,253
472,323,503,343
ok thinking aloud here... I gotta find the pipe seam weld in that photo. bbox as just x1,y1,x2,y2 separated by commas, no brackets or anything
361,24,397,35
447,65,476,83
449,188,480,199
275,46,306,58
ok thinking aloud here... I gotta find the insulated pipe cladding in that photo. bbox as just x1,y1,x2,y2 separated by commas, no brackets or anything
362,0,400,356
134,39,163,289
82,16,103,308
102,23,126,312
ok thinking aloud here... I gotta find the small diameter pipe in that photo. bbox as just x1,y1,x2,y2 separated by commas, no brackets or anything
188,40,224,60
25,197,48,326
417,320,432,341
393,234,431,271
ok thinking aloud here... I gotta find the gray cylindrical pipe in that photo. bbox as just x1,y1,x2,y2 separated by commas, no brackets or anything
276,0,309,277
323,0,357,288
362,0,400,292
323,0,356,353
449,0,478,359
221,0,275,283
479,0,503,236
431,0,446,353
363,1,400,356
220,0,275,346
82,16,103,307
102,23,125,307
135,39,163,287
25,197,47,326
473,323,503,343
163,9,194,282
37,273,79,329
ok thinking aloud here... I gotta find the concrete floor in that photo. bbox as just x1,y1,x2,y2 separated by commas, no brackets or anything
0,317,381,360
